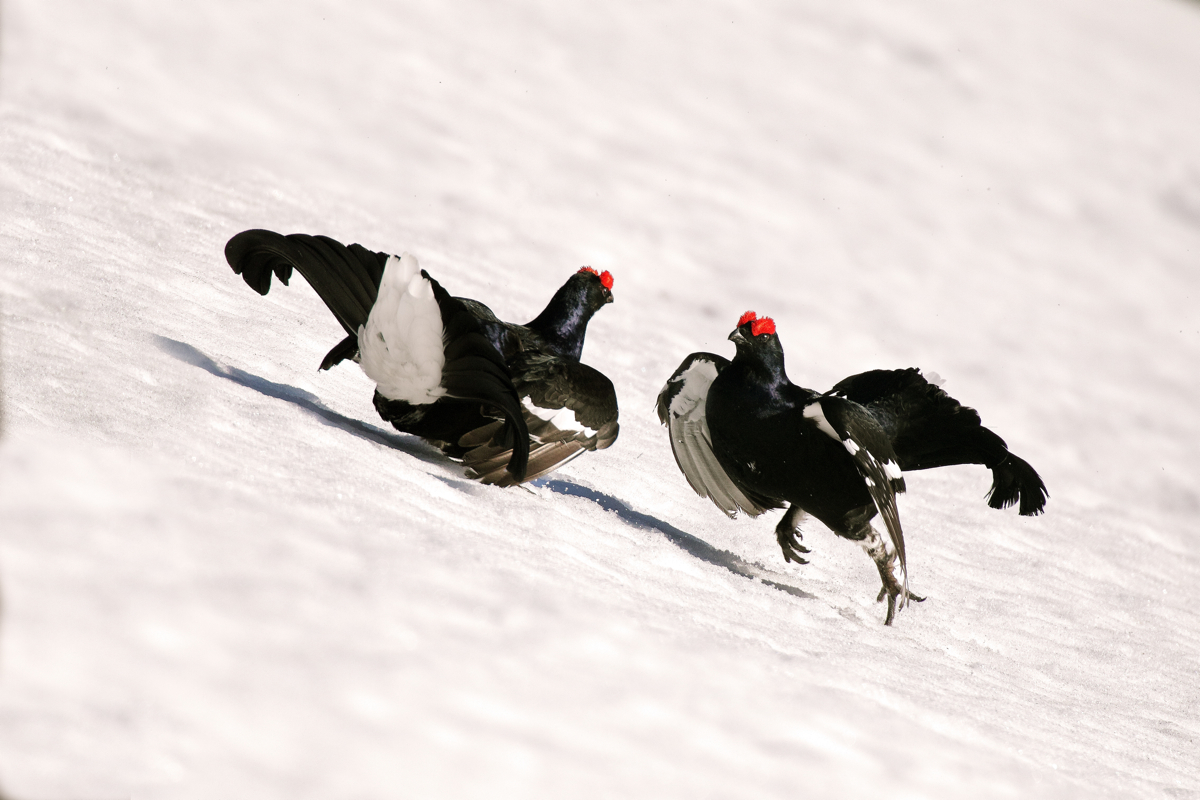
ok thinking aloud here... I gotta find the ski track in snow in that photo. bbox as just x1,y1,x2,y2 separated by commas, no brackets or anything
2,0,1200,798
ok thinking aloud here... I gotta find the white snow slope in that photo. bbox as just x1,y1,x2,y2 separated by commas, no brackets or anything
2,0,1199,798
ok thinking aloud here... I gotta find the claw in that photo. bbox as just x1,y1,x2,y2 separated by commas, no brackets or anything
879,582,925,625
860,526,924,625
776,526,811,565
774,507,813,566
877,587,924,604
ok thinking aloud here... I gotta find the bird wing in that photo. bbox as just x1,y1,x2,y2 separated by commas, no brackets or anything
453,297,525,360
656,353,773,518
831,368,1047,516
804,395,909,583
460,353,619,486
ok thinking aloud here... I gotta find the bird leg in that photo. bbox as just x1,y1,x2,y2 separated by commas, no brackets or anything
775,505,812,564
859,525,925,625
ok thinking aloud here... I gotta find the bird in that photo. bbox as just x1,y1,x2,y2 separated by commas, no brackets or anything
656,311,1047,625
225,229,619,485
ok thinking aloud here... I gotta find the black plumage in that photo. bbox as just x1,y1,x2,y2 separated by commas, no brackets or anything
657,312,1047,625
225,229,619,485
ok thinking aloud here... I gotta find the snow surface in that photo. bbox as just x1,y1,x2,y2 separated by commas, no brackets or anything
2,0,1200,797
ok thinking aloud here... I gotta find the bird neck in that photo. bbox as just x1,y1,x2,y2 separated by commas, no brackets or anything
526,284,594,360
732,345,791,391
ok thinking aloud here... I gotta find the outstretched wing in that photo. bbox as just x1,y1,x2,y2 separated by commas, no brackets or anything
803,395,909,590
656,353,773,518
831,368,1047,516
460,353,619,486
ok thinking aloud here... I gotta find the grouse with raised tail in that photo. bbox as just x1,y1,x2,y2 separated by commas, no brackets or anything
225,229,619,485
657,311,1046,625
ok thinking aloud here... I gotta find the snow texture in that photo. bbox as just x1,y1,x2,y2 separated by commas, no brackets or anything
2,0,1200,798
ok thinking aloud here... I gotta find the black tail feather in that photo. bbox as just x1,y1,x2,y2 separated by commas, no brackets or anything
320,335,359,371
986,452,1048,516
227,230,530,482
225,229,388,337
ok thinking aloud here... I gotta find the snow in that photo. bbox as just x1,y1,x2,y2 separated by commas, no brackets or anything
2,0,1200,797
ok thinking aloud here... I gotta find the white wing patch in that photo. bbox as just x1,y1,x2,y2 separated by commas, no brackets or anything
802,401,840,440
522,396,597,438
358,253,447,405
857,449,903,489
669,358,718,419
659,355,768,519
810,401,900,481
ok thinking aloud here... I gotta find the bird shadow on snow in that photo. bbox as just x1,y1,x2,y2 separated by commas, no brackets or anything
152,336,811,599
152,336,444,466
536,479,815,600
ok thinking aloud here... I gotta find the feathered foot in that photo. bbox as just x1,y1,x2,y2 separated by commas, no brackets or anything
861,527,924,625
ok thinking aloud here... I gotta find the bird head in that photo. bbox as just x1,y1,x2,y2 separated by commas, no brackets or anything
525,266,615,360
729,310,786,376
574,266,614,310
729,310,777,346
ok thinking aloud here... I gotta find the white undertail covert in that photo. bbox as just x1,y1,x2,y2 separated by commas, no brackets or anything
358,253,447,404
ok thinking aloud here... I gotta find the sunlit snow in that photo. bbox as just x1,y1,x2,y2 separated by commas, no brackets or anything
2,0,1199,798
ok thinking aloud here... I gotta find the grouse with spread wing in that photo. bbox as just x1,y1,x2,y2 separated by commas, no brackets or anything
657,311,1046,625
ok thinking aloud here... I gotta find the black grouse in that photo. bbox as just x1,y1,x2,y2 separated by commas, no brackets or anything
656,311,1047,625
225,229,619,485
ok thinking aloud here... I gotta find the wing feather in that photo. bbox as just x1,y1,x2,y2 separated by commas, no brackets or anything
832,368,1047,515
810,395,910,596
656,353,771,518
459,353,619,486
